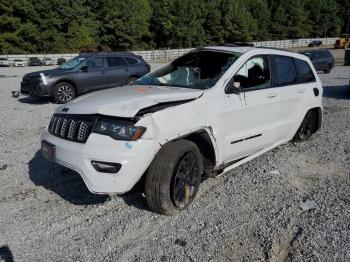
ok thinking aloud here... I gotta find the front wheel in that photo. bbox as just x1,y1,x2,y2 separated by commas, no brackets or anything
145,140,203,215
53,82,76,104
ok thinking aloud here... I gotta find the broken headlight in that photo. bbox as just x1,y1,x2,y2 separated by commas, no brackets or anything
93,118,146,141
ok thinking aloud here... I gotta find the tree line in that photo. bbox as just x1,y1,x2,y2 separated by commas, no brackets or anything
0,0,349,54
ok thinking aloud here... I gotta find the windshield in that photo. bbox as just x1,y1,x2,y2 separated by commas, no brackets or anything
59,56,86,69
135,50,240,90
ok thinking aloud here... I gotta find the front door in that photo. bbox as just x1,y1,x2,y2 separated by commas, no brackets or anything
220,55,281,162
76,57,109,94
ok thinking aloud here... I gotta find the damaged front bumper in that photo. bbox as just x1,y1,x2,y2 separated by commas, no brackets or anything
41,129,160,194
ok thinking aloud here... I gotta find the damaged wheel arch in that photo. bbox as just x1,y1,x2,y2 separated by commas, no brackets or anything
162,128,218,177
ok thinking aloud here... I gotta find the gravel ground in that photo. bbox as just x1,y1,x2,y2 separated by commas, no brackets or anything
0,65,349,262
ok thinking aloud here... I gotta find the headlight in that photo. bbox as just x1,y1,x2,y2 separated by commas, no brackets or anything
93,118,146,141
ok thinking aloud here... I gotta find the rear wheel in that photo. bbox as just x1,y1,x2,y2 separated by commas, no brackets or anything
324,64,331,74
293,111,317,142
53,82,76,104
145,140,203,215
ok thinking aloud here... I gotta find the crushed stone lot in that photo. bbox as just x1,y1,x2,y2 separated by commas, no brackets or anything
0,65,350,262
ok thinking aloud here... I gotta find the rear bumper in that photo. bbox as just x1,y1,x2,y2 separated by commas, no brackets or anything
41,129,160,194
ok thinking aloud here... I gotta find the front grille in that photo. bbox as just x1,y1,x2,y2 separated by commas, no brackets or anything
48,114,95,143
21,75,41,92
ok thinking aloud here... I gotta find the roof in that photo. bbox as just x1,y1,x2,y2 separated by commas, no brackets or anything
201,45,309,61
204,45,255,53
79,51,137,58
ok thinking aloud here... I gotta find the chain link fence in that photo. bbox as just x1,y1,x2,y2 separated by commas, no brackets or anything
0,37,339,65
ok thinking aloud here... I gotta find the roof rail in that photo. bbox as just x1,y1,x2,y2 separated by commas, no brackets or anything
78,51,136,56
216,42,254,47
255,46,292,52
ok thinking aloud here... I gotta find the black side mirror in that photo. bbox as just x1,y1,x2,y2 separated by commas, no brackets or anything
80,65,88,72
225,81,242,94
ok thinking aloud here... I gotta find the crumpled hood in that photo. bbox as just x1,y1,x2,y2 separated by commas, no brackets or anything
56,85,203,117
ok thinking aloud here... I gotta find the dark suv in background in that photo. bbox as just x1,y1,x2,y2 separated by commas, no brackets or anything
308,40,322,47
28,57,43,66
299,49,334,73
21,52,151,103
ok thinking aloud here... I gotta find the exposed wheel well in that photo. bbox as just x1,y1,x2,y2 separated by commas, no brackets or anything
134,130,217,193
307,107,322,132
180,130,217,177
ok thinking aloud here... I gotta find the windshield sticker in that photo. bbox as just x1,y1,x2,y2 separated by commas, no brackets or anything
136,88,147,93
125,142,133,150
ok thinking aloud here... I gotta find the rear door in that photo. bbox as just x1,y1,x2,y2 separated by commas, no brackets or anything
125,57,150,78
269,55,318,140
75,57,109,93
105,57,130,87
222,55,282,162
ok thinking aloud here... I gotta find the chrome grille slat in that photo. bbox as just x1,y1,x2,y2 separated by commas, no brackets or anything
60,119,69,137
48,114,95,143
54,117,62,135
67,120,77,140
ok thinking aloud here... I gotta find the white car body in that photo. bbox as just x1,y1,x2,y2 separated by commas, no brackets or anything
41,46,323,196
43,58,54,65
13,60,25,67
0,59,10,66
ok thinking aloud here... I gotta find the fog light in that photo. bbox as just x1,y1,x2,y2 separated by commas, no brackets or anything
91,161,121,173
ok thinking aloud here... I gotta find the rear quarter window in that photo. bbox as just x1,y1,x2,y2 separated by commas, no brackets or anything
125,57,139,65
107,57,127,67
270,55,297,86
294,58,316,83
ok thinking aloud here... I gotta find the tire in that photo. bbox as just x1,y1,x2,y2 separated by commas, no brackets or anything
145,140,203,215
324,65,331,74
53,82,76,104
127,76,139,85
293,110,317,142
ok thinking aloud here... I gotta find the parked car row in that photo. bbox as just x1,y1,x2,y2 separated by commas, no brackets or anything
30,46,324,215
0,57,67,67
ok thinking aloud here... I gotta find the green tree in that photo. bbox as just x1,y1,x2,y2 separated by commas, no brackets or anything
96,0,152,50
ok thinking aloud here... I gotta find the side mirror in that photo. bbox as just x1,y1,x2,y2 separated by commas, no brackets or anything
225,81,242,94
80,65,88,72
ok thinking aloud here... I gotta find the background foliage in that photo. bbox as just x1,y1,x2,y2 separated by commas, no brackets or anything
0,0,349,53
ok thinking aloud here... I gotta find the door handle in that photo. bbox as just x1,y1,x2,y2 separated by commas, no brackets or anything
266,93,277,98
297,88,306,93
100,71,106,74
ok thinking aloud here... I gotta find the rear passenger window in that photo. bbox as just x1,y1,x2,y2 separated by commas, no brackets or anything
125,57,139,65
294,59,316,83
107,57,127,67
271,56,297,86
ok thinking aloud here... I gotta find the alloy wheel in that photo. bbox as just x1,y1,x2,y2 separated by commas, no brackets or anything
57,85,74,102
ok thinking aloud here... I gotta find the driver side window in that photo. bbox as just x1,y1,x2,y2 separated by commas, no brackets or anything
234,56,271,90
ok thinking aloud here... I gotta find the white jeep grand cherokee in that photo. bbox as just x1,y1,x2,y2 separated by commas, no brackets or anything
41,45,323,215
